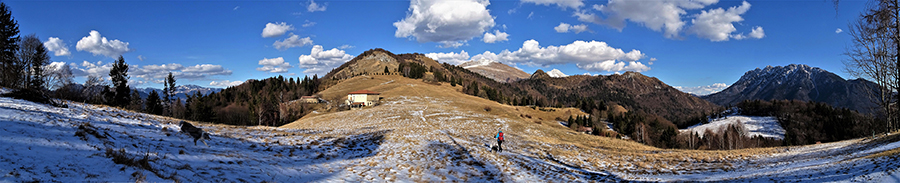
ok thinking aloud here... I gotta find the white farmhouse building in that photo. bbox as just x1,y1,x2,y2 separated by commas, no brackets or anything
346,89,381,108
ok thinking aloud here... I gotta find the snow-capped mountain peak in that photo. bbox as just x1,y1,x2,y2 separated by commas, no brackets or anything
547,69,568,78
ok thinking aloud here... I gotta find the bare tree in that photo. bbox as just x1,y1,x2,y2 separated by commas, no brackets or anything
843,0,900,132
83,75,107,103
45,63,73,91
15,34,47,89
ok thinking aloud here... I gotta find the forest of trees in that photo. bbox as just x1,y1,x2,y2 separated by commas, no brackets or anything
186,75,322,126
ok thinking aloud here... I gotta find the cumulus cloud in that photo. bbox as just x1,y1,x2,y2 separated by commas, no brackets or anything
297,45,354,75
71,60,112,77
673,83,729,95
256,57,292,73
522,0,583,9
210,80,244,87
273,34,314,50
75,30,132,58
471,39,650,72
394,0,495,48
262,22,294,38
307,0,327,12
554,22,588,33
425,50,470,65
748,26,765,39
44,37,71,56
687,1,752,42
589,0,717,39
580,0,760,41
483,30,509,43
835,28,843,34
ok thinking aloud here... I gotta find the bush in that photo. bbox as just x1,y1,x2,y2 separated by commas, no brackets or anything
2,88,66,108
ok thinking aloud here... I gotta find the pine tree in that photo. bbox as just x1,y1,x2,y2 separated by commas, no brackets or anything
164,72,175,108
109,56,130,107
0,2,18,88
146,90,162,115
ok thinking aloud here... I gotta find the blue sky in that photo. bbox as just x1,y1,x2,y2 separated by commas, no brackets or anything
7,0,868,94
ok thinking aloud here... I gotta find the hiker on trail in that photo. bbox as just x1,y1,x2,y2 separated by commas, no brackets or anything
495,128,504,153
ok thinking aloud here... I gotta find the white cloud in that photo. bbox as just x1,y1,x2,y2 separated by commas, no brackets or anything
261,22,294,38
297,45,354,75
748,26,765,39
256,57,292,73
233,6,240,10
687,1,752,42
123,63,233,83
71,60,112,77
394,0,495,47
338,44,354,49
210,80,244,87
589,0,718,39
673,83,729,95
137,55,146,61
580,0,760,41
522,0,583,9
471,39,650,72
302,20,317,27
75,30,132,58
179,64,233,80
425,50,470,65
273,34,314,50
307,0,327,12
483,30,509,43
438,41,465,48
835,28,843,34
44,37,71,56
554,22,588,33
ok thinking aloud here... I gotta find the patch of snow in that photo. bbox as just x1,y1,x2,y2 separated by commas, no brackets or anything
461,59,496,69
681,115,785,139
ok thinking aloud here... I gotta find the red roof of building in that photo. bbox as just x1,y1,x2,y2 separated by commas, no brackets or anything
348,90,380,95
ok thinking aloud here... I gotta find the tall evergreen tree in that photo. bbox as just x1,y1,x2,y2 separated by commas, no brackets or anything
164,72,175,104
109,56,130,107
146,90,162,115
0,2,18,88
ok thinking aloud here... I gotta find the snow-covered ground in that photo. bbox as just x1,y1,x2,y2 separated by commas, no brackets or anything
1,91,899,182
683,115,786,139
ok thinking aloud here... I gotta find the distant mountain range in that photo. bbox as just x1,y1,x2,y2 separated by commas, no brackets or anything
458,59,530,83
702,64,879,113
134,84,223,100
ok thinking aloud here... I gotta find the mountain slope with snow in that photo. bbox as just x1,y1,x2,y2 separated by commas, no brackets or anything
546,69,568,78
458,59,530,83
2,80,900,182
682,115,785,139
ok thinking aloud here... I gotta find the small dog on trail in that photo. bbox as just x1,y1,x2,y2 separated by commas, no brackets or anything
179,121,210,147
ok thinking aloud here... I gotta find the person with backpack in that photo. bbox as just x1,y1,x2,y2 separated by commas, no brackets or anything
495,128,504,153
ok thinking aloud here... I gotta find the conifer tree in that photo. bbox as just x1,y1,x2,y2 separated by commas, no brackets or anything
0,2,18,88
109,56,130,107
